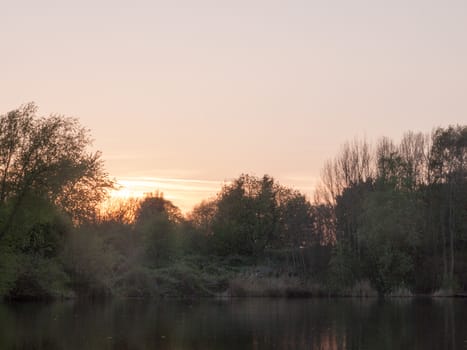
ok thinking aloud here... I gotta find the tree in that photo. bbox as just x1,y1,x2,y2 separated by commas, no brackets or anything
134,191,182,225
278,189,314,272
188,199,217,236
0,103,113,298
314,138,373,248
209,174,281,256
357,186,423,295
206,174,316,257
429,125,467,288
134,192,183,266
0,103,113,229
317,133,434,293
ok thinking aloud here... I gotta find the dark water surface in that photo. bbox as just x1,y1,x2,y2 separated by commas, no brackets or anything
1,298,466,349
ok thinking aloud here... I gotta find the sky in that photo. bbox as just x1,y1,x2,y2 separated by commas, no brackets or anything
1,0,466,212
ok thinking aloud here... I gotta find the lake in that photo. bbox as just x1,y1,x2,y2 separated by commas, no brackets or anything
0,298,466,349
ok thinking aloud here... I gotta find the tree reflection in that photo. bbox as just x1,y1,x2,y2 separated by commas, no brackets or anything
0,298,465,350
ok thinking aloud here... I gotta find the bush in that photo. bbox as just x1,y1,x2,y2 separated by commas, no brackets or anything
8,255,71,299
62,228,118,297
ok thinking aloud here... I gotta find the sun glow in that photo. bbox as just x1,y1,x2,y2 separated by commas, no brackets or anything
108,176,223,213
106,175,316,214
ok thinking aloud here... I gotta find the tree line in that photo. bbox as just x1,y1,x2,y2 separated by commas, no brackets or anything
314,129,466,295
0,103,465,299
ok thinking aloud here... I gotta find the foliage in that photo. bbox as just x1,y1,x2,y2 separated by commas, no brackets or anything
0,103,113,227
61,227,118,297
0,248,18,297
316,125,466,295
327,241,359,292
0,104,111,299
134,192,184,267
207,174,315,257
0,103,465,298
9,255,70,299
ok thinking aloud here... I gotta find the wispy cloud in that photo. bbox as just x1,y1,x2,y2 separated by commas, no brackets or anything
278,173,319,198
110,176,226,213
110,173,319,213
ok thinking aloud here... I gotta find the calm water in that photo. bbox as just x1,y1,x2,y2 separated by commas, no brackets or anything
0,298,466,350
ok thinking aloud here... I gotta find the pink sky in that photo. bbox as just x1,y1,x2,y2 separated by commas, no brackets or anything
2,0,466,212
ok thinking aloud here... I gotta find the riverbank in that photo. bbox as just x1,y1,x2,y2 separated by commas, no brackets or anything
4,253,466,301
107,257,467,300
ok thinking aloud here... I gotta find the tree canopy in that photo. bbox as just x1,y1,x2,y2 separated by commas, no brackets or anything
0,103,465,299
0,103,113,229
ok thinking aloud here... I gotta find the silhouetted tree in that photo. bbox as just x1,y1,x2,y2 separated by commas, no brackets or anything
0,103,112,298
429,125,467,288
0,103,112,229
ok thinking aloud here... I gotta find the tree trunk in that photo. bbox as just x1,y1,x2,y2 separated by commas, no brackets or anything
441,208,447,285
449,184,455,284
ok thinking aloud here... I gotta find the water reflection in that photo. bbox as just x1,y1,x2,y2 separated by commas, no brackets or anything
0,298,465,349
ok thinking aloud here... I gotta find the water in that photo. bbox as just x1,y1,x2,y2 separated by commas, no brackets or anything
0,298,466,349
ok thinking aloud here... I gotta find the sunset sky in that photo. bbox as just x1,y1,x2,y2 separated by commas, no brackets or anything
2,0,466,212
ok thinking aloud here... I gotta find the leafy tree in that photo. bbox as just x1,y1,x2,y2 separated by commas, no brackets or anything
0,103,112,298
188,199,217,236
0,103,113,229
2,196,73,298
209,175,282,256
279,190,314,247
429,125,467,288
206,174,316,258
358,188,423,294
134,192,183,266
134,191,183,224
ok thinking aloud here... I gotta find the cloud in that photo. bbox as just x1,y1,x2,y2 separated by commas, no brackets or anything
110,176,226,213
